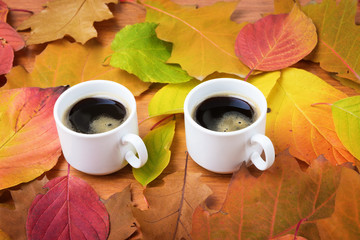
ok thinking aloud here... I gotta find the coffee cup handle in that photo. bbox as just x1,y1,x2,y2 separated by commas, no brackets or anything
250,134,275,170
121,133,148,168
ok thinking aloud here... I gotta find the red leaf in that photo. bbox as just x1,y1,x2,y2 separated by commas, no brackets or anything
0,22,25,51
0,0,8,22
0,42,13,75
234,4,317,78
26,175,109,240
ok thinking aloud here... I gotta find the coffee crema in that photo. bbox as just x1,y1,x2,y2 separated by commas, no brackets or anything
64,97,127,134
193,96,256,132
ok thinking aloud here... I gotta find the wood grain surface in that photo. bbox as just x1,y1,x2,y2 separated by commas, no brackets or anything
4,0,359,212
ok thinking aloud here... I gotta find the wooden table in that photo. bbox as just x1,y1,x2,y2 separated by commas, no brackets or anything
4,0,359,213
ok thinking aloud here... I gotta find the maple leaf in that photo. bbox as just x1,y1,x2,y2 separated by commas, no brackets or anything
0,177,48,240
26,174,109,239
331,96,360,160
110,22,192,83
144,0,249,80
0,86,67,190
17,0,117,44
266,68,354,165
192,150,342,239
4,39,150,96
132,155,212,239
133,120,176,186
301,0,360,83
104,185,138,240
235,4,317,79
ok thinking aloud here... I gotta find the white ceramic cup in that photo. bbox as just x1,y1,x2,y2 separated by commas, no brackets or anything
53,80,148,175
184,78,275,173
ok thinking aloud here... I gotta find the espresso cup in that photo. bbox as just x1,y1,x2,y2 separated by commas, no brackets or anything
53,80,148,175
184,78,275,173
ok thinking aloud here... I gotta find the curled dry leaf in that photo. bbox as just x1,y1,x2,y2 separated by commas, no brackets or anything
235,4,317,78
0,86,67,190
27,175,109,240
192,150,342,240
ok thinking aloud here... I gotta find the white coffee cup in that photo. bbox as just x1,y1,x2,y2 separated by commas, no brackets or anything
184,78,275,173
53,80,148,175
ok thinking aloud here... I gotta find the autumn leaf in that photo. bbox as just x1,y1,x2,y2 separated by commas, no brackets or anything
0,22,25,51
17,0,116,44
0,177,48,240
27,174,109,240
104,185,138,240
192,151,342,240
133,120,176,186
4,39,150,96
144,0,249,79
132,158,212,239
0,0,8,22
302,0,360,83
331,96,360,160
235,4,317,79
0,42,13,75
0,86,67,190
316,166,360,239
148,79,200,117
110,22,192,83
266,68,354,165
247,71,280,98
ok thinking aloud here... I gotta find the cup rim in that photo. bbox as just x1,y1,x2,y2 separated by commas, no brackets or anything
184,78,267,136
53,80,136,138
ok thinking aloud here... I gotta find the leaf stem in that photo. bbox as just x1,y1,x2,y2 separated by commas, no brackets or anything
294,218,307,239
9,8,33,14
311,102,333,107
244,68,254,81
150,114,175,130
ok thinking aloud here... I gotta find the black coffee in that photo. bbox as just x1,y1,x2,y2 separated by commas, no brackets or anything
194,96,256,132
66,97,127,134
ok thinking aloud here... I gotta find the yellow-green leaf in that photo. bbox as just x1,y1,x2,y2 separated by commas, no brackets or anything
266,68,354,165
148,79,200,117
4,40,150,96
133,120,176,186
144,0,249,79
302,0,360,83
332,96,360,160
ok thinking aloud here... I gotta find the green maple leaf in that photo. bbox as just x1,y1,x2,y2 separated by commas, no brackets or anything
110,22,192,83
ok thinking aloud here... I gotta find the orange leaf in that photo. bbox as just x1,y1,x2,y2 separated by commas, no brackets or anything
4,40,150,96
266,68,354,165
192,151,342,239
0,0,8,22
235,4,317,77
0,86,67,190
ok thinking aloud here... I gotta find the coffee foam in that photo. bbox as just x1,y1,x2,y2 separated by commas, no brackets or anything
89,115,124,134
210,111,252,132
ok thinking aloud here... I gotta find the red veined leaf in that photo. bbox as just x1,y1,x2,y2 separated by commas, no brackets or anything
235,4,317,79
0,42,13,75
0,22,25,51
26,174,110,240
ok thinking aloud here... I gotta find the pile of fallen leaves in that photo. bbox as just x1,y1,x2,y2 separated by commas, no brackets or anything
1,0,360,239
